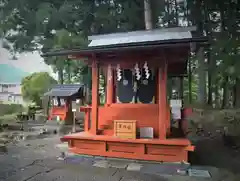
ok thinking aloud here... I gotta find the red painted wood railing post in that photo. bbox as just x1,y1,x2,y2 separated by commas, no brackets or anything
91,60,99,135
106,64,113,105
84,110,89,132
158,61,167,139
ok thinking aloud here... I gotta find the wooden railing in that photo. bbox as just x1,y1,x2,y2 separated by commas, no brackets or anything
80,106,92,132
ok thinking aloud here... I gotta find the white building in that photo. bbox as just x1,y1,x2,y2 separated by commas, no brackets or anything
0,83,24,104
0,64,28,105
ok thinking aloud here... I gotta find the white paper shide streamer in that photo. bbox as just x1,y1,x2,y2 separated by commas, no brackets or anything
143,61,150,79
134,63,141,80
116,64,122,81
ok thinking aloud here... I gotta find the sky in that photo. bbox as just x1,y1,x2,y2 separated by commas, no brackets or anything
0,46,57,79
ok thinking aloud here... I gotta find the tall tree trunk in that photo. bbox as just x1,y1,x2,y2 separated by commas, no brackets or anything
166,0,171,27
188,58,192,104
174,0,179,26
67,73,71,83
213,80,220,108
221,75,229,109
203,0,212,106
67,62,71,83
197,47,206,106
234,78,240,108
233,80,236,107
55,57,64,84
207,51,212,105
58,68,64,84
144,0,153,30
221,85,226,109
219,4,227,109
212,85,217,108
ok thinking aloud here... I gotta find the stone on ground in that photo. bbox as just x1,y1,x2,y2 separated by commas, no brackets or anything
109,160,129,169
188,168,211,178
141,162,189,176
126,163,143,171
55,143,68,150
93,160,110,168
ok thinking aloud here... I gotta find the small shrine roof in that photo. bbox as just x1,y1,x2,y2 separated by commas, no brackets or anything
88,26,196,47
44,84,84,97
42,26,208,58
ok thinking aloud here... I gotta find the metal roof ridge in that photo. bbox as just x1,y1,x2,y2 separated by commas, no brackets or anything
88,31,193,47
88,26,197,40
54,84,83,86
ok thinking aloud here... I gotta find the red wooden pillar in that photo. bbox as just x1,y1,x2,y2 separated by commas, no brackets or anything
158,61,167,139
80,106,91,132
106,64,113,105
91,60,99,135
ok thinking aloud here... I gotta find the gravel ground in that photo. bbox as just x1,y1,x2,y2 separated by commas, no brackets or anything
0,129,239,181
0,135,168,181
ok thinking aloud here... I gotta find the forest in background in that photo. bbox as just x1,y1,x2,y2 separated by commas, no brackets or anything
0,0,239,109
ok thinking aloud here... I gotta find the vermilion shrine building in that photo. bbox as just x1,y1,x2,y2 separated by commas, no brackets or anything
43,26,207,162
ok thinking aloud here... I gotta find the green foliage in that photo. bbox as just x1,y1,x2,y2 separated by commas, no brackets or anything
21,72,57,106
0,114,17,124
0,104,24,116
0,103,21,124
0,0,239,108
0,0,145,86
42,29,89,84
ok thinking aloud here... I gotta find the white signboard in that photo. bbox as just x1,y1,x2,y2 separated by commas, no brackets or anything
56,116,60,121
140,127,154,139
170,99,182,108
72,101,77,112
171,107,181,119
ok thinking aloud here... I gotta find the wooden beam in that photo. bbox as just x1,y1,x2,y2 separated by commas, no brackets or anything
91,60,99,135
70,47,189,65
158,60,167,139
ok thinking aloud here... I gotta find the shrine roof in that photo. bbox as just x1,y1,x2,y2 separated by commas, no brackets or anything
42,26,208,58
88,26,196,47
44,84,84,97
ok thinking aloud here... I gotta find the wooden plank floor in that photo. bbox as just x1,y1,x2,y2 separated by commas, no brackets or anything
61,132,194,162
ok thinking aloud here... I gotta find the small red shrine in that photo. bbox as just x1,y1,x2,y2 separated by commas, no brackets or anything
44,84,84,124
43,27,207,162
